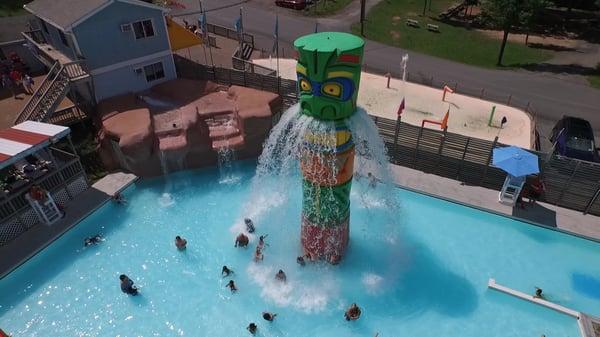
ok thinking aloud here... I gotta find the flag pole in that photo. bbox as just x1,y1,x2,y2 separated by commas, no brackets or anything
238,7,244,61
276,15,279,78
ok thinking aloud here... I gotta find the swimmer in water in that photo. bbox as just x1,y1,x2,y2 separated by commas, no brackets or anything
235,233,249,248
84,234,103,246
247,323,257,334
226,280,237,293
119,274,138,296
254,246,264,262
112,192,127,204
275,269,286,282
244,218,255,233
175,236,187,250
344,303,361,321
262,312,277,321
297,256,306,266
258,235,269,249
222,265,233,277
367,172,377,188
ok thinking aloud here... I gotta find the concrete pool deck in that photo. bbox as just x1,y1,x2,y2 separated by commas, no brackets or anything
389,164,600,242
0,172,137,279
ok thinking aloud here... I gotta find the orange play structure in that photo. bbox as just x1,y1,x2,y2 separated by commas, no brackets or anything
422,108,450,131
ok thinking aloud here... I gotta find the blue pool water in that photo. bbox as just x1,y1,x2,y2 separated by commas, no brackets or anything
1,161,599,337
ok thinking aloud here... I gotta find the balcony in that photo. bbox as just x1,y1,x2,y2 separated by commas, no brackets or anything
21,30,89,81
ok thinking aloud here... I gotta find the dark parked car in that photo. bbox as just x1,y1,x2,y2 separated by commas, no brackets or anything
275,0,309,10
550,116,599,162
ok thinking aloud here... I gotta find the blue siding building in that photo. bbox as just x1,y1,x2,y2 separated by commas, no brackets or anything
24,0,176,102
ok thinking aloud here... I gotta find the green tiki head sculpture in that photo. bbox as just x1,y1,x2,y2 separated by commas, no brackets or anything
294,32,365,121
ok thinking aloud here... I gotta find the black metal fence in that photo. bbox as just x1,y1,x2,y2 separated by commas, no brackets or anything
372,116,600,215
174,56,600,216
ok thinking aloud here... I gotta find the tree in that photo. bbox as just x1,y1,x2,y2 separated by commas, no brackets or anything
482,0,548,66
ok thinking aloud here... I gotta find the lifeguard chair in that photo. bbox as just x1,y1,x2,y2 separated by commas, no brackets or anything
422,108,449,131
498,174,525,206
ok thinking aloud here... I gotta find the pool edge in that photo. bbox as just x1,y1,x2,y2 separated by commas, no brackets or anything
0,174,139,280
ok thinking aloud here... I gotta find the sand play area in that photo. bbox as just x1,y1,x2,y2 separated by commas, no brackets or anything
253,58,533,149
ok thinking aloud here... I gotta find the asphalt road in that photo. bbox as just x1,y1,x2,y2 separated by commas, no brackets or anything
174,0,600,150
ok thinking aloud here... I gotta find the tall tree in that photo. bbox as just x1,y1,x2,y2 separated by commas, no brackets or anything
482,0,548,66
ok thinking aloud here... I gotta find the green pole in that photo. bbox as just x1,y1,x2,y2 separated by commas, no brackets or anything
488,105,496,127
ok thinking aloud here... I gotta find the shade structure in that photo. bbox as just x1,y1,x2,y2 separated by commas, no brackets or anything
0,121,70,170
492,146,539,177
166,16,202,51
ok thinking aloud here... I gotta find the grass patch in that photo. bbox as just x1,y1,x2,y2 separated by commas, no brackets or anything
352,0,551,68
306,0,354,16
588,75,600,89
0,0,31,17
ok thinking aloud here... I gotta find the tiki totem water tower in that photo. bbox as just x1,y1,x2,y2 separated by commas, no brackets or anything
294,32,364,264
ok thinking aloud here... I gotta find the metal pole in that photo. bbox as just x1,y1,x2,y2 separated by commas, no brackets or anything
456,137,470,180
276,15,279,78
360,0,366,36
556,161,580,206
422,0,427,15
393,116,401,161
480,136,498,185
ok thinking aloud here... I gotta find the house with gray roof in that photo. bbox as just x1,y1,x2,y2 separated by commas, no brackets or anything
21,0,176,107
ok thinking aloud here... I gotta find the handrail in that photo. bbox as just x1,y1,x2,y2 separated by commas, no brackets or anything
14,61,76,124
0,157,83,222
16,62,62,123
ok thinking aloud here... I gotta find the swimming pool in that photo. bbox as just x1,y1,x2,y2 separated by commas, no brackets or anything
1,161,599,337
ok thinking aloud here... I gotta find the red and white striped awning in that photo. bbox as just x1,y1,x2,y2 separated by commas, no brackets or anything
0,121,70,170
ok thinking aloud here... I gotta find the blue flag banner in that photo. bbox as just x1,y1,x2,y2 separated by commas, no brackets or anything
199,13,207,38
234,16,242,34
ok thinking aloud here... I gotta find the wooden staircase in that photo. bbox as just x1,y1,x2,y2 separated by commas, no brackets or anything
14,61,88,125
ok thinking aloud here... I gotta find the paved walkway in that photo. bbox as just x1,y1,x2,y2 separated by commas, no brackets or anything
174,0,600,152
0,172,137,279
389,164,600,241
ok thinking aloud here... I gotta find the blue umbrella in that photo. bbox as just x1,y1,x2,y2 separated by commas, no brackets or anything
492,146,539,177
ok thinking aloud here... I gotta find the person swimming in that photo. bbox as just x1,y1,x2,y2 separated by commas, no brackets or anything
226,280,237,292
344,303,361,321
247,323,257,334
258,235,269,249
112,192,127,204
367,172,377,188
275,270,286,282
534,287,545,299
119,274,138,296
235,233,249,248
222,265,233,277
297,256,306,266
175,236,187,250
244,218,255,233
262,312,277,321
84,234,103,246
254,246,264,262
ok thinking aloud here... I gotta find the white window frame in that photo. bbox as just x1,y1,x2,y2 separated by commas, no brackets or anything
131,18,155,40
142,61,165,83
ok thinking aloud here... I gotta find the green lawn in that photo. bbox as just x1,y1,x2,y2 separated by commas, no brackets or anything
588,75,600,89
306,0,355,16
351,0,551,68
0,0,30,17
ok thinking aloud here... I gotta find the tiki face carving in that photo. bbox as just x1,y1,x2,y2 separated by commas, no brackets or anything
294,32,364,121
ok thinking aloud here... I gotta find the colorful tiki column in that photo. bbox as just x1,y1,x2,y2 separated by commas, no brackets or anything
294,32,364,264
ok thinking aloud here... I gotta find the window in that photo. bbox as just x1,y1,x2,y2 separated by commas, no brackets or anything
143,62,164,82
58,30,69,47
40,19,49,34
132,19,154,39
